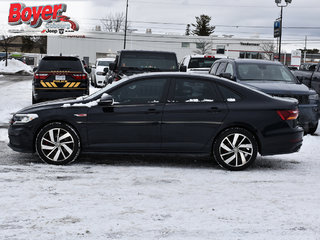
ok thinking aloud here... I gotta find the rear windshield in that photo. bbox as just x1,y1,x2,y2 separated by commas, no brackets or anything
236,63,296,82
119,52,178,71
38,57,83,71
188,57,217,68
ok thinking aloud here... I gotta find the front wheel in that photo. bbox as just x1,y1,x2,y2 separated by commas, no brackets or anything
213,128,258,171
35,122,81,165
308,121,318,135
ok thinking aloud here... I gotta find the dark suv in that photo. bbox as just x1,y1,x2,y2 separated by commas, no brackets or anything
105,50,179,83
32,56,89,104
209,59,319,134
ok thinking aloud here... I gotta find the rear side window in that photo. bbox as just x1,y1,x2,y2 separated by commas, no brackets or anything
217,84,242,101
173,78,217,102
38,57,82,71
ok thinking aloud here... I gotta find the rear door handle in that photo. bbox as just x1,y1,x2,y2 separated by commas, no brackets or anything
145,108,161,114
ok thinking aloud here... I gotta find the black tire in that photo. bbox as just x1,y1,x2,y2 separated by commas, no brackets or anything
35,122,81,165
308,122,318,135
213,127,258,171
32,95,36,104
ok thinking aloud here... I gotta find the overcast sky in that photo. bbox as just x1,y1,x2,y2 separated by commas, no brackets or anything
1,0,320,52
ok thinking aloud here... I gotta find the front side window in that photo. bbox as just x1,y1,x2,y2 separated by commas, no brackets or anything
173,78,216,102
225,63,234,76
110,78,167,105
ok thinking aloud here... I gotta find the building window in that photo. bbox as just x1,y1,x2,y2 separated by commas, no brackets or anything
239,52,262,59
216,45,225,54
181,42,190,48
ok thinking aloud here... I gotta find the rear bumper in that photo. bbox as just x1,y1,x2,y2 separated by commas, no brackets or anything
34,89,88,102
260,127,304,156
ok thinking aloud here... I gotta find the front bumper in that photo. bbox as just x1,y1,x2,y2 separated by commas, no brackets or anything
95,75,106,87
8,124,35,153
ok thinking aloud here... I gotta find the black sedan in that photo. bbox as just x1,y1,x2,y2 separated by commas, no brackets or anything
8,73,303,170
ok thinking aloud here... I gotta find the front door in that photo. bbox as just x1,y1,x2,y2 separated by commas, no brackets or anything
86,77,169,152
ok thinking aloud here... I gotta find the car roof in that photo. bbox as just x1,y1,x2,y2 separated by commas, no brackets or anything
118,50,176,54
229,59,282,65
42,56,80,61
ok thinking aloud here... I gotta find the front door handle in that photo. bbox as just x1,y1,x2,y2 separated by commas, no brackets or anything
145,108,161,114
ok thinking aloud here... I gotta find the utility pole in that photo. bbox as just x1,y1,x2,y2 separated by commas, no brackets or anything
304,35,307,64
123,0,129,49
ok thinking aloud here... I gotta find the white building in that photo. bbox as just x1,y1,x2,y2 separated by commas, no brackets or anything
47,31,274,65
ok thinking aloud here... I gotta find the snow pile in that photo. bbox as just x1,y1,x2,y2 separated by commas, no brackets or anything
62,100,99,108
0,59,33,75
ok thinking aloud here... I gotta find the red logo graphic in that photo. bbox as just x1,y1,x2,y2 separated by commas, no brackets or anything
8,3,79,31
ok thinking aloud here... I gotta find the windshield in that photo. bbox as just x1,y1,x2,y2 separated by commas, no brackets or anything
188,57,217,68
119,52,178,71
97,61,113,66
236,63,296,82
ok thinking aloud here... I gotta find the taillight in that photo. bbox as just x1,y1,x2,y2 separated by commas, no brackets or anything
34,73,48,80
277,110,299,120
72,73,87,80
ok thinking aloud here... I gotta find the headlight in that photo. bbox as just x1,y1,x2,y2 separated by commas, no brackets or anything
12,113,38,124
309,94,319,101
96,72,104,75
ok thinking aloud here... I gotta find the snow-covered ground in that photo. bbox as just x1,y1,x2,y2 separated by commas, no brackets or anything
0,59,33,75
0,77,320,239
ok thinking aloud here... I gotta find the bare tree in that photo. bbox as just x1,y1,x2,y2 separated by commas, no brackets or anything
193,39,213,55
100,12,127,32
260,42,276,60
0,35,18,66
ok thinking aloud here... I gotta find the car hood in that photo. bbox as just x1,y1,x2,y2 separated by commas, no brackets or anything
17,97,86,114
240,81,315,95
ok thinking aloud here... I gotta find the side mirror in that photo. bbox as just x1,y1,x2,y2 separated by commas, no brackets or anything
103,67,109,76
109,63,116,71
219,72,234,80
180,65,187,72
33,67,38,72
99,93,114,106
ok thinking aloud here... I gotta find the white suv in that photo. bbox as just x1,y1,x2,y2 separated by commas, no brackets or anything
91,57,115,87
179,54,227,74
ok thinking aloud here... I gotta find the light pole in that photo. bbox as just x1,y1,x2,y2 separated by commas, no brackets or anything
123,0,129,49
275,0,292,62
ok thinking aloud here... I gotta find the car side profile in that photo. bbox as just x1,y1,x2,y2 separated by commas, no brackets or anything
9,73,303,170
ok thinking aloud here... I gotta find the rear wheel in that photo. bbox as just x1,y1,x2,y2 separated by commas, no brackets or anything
213,128,258,171
35,122,80,165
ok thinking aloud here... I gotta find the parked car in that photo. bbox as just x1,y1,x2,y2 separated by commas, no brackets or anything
209,59,319,134
179,54,227,74
292,62,320,97
32,56,89,104
105,50,179,84
9,72,303,171
90,57,115,87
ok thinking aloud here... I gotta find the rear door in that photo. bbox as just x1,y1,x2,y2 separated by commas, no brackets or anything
311,65,320,94
161,77,228,153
